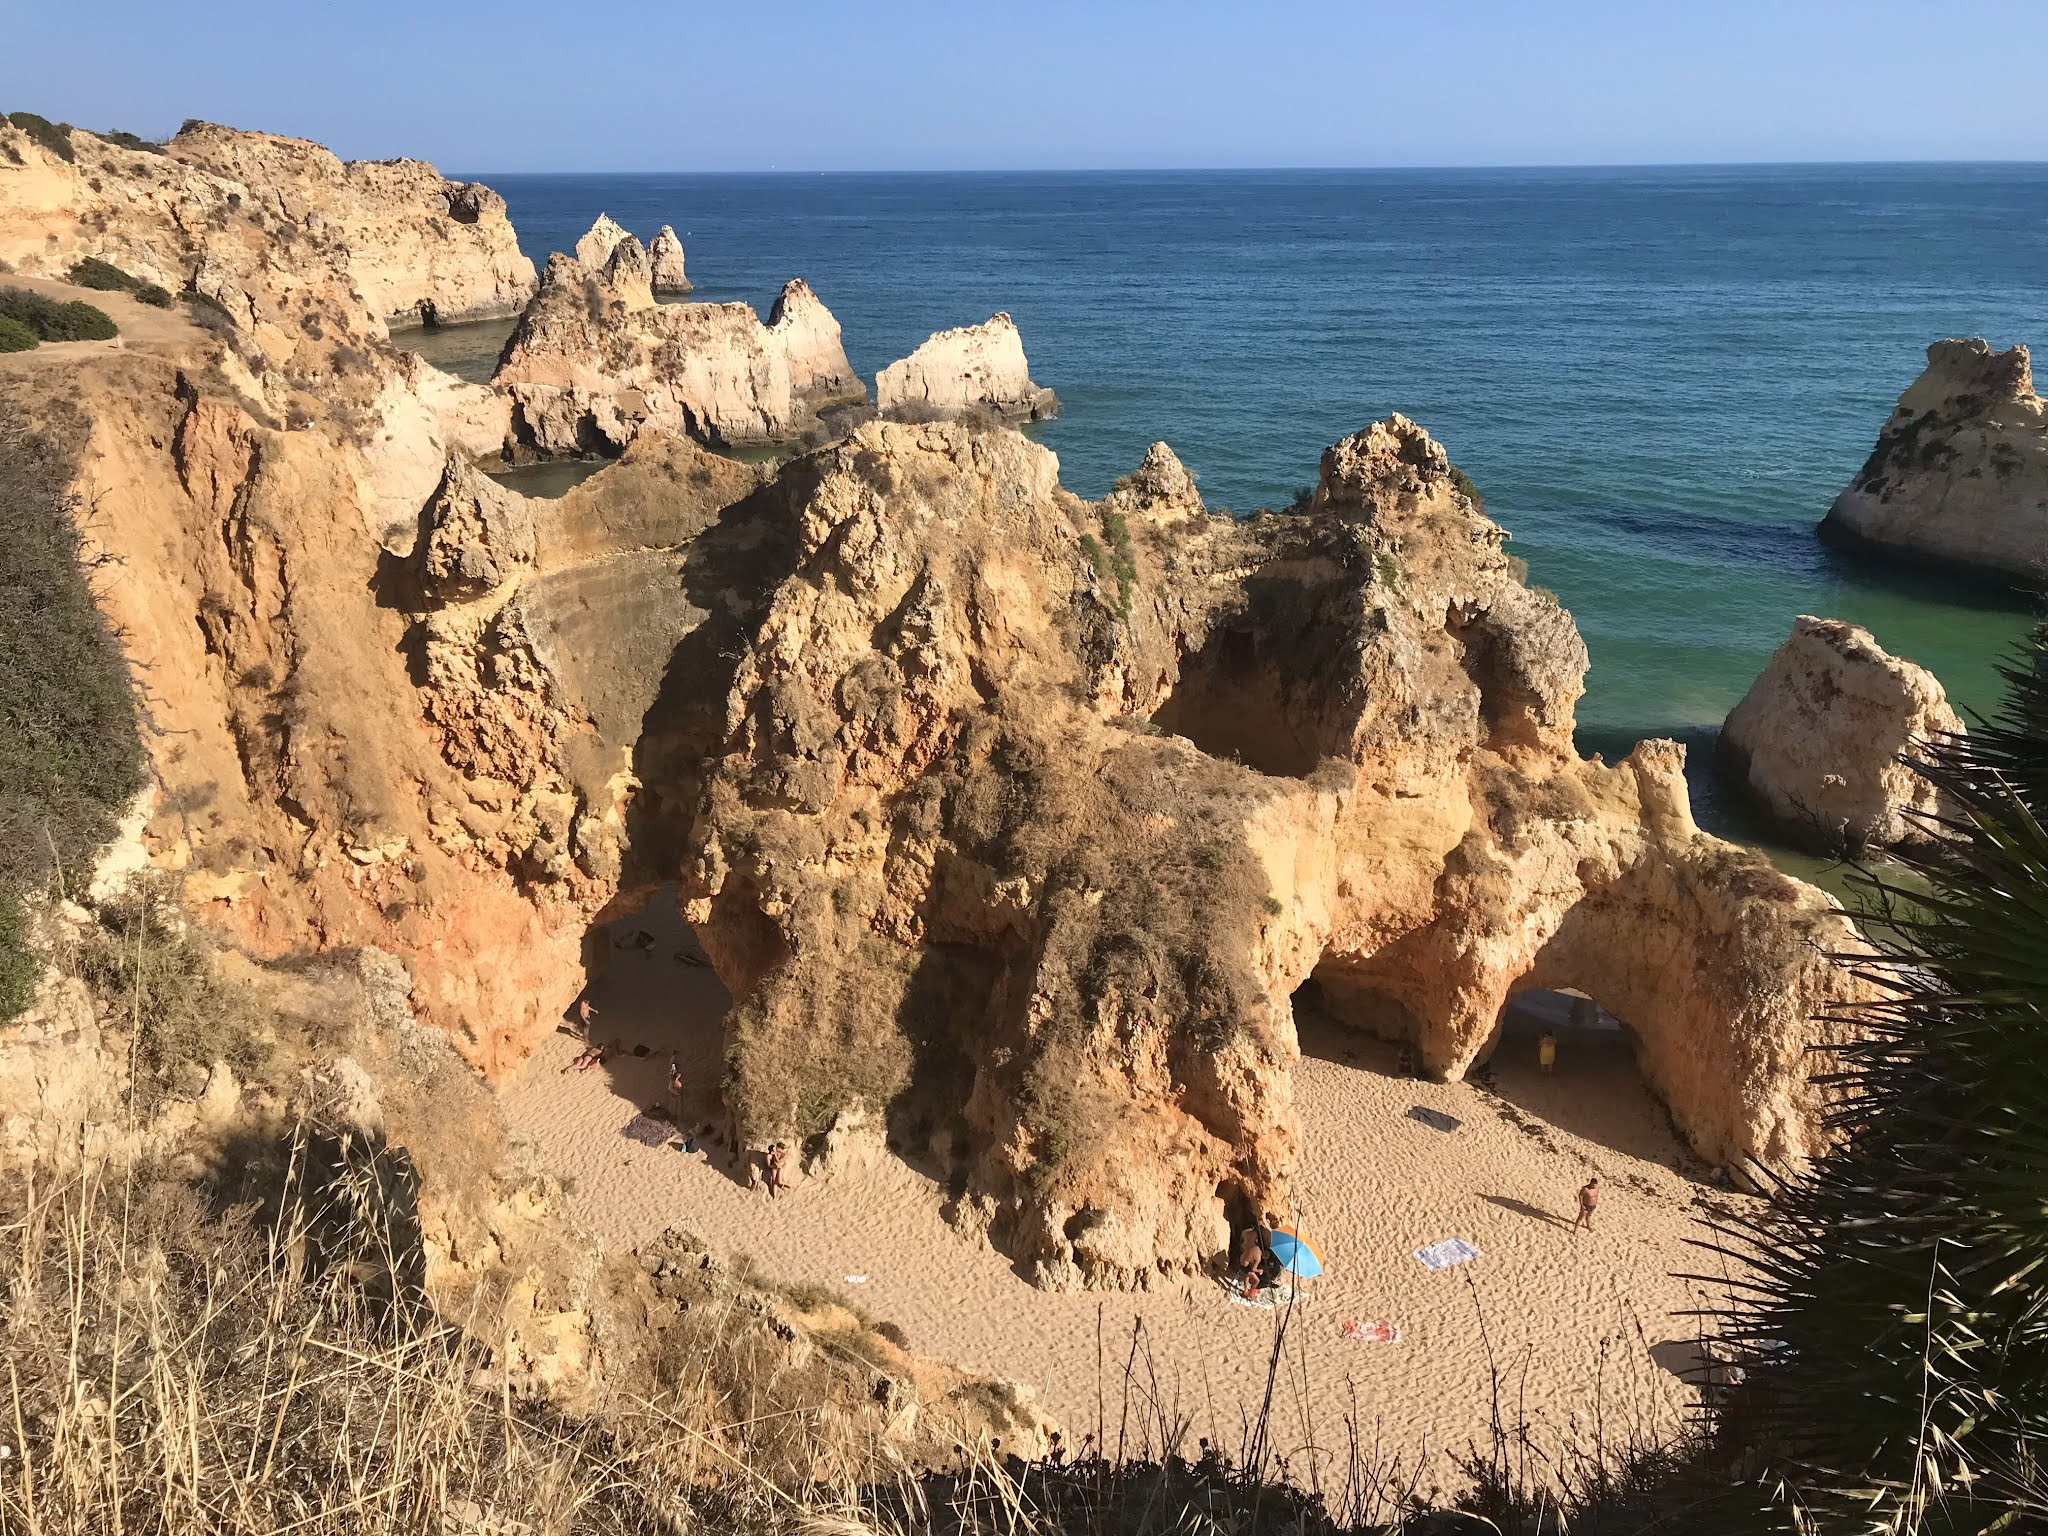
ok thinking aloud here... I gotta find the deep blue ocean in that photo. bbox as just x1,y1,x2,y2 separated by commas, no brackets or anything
428,165,2048,852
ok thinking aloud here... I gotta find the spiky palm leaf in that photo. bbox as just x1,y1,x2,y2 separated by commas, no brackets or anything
1695,628,2048,1536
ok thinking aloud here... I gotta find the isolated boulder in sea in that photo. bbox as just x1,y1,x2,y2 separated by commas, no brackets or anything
493,256,864,453
876,312,1057,422
574,212,631,271
648,225,691,294
1720,616,1962,855
1821,338,2048,585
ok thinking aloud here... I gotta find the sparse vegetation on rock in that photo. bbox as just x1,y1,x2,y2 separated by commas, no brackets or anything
0,285,117,341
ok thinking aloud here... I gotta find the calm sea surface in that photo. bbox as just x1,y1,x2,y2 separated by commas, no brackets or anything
437,166,2048,856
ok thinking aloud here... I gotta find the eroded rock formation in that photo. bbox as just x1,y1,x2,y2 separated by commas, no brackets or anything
677,416,1869,1285
1822,338,2048,584
492,256,863,454
0,118,533,327
574,212,631,271
4,116,1872,1294
1722,616,1962,854
877,312,1056,421
649,225,691,294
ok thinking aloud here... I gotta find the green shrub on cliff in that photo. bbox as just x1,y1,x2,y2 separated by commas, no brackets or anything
0,286,118,342
0,315,36,352
4,111,76,162
65,257,172,308
1702,630,2048,1533
0,395,145,1019
66,257,138,292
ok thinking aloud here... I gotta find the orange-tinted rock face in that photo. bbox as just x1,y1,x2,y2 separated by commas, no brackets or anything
677,417,1871,1286
5,119,1873,1292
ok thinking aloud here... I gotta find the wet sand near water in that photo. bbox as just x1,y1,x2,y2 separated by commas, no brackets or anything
502,898,1750,1492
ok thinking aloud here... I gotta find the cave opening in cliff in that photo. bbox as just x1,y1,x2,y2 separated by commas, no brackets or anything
1153,625,1320,778
1476,987,1691,1166
556,884,736,1157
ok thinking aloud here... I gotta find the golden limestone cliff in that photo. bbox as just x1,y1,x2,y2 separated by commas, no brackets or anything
1,119,1870,1295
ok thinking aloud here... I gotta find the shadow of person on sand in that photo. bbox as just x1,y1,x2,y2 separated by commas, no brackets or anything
1479,1193,1572,1230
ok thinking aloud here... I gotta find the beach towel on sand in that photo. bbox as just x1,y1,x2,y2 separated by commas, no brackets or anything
621,1113,674,1148
1414,1238,1482,1271
1340,1319,1401,1343
1406,1105,1462,1133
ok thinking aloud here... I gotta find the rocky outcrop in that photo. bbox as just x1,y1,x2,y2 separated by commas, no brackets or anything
678,414,1870,1286
648,225,690,294
5,116,1875,1295
877,312,1056,421
574,212,631,271
1821,338,2048,584
767,278,863,407
492,255,863,453
165,121,537,327
1721,616,1962,854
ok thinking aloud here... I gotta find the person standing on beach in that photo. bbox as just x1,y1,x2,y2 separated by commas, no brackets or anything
764,1141,788,1197
1538,1029,1557,1073
1574,1176,1600,1233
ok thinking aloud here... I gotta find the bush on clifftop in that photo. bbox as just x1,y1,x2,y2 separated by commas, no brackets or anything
0,315,36,353
0,287,118,342
64,258,173,308
3,111,76,162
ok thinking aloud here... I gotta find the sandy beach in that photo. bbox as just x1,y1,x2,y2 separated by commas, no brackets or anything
503,894,1749,1492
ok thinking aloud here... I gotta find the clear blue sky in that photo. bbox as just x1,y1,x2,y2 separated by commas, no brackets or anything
6,0,2045,172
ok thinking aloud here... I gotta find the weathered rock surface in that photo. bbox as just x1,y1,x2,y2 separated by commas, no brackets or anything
1721,616,1962,854
648,225,691,294
877,312,1056,421
492,255,863,453
677,414,1869,1285
164,121,537,327
1822,338,2048,584
5,117,1875,1294
574,212,631,271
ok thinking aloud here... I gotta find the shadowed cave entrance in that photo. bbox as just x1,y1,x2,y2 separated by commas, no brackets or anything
565,884,745,1175
1290,975,1696,1170
1152,625,1321,778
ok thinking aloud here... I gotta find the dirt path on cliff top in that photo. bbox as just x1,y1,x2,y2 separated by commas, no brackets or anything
503,894,1752,1493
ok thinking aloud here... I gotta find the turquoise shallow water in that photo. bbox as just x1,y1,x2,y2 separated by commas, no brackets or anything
449,166,2046,837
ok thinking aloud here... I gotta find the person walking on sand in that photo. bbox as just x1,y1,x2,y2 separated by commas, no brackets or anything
1538,1029,1557,1073
1574,1175,1600,1233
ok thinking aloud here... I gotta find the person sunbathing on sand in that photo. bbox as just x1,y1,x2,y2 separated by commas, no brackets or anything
564,1036,619,1074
